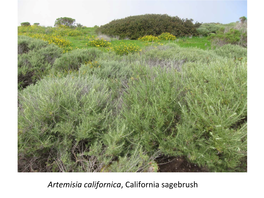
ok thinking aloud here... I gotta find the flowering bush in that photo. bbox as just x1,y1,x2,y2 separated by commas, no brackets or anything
88,38,111,47
158,32,176,40
138,35,159,42
20,33,71,49
109,43,141,55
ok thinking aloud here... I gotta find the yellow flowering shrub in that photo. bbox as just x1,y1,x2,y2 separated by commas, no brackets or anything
88,38,111,47
138,35,159,42
109,42,141,55
29,34,71,48
52,27,83,37
158,32,176,40
18,25,46,34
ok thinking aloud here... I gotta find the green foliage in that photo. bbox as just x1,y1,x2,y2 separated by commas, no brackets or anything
170,59,247,171
88,38,111,47
18,36,63,89
209,28,246,47
21,22,30,26
53,48,103,71
108,42,141,55
196,27,210,36
158,32,176,40
75,23,83,28
121,66,183,153
196,23,224,36
18,35,49,54
141,43,221,64
138,35,159,42
17,26,247,172
239,16,247,24
33,23,40,26
18,25,47,35
54,17,76,27
79,60,133,80
18,75,112,172
96,14,200,39
213,44,247,59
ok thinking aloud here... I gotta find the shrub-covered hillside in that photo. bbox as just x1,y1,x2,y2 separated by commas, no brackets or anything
17,15,247,172
18,41,247,172
96,14,201,39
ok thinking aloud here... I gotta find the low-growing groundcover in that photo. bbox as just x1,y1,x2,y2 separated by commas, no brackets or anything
18,38,247,172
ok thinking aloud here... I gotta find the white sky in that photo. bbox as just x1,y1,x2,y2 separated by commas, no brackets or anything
18,0,247,27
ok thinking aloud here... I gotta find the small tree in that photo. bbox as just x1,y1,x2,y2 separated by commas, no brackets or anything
21,22,30,26
239,16,247,24
33,23,40,26
75,23,83,28
54,17,75,27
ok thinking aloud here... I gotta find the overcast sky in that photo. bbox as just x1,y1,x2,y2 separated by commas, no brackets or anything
18,0,247,27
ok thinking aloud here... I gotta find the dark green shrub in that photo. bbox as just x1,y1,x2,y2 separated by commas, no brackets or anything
21,22,30,26
239,16,247,24
18,44,63,89
33,23,40,26
54,17,75,27
75,23,83,28
209,28,246,47
96,14,201,39
53,48,103,71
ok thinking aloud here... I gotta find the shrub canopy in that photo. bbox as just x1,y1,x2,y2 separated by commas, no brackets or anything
54,17,75,27
96,14,201,39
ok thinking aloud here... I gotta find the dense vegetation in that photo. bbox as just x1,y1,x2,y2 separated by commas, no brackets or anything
96,14,201,39
18,16,247,172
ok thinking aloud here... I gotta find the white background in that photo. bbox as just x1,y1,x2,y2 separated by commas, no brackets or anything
1,0,263,197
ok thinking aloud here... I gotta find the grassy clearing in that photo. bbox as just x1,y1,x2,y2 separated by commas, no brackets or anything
174,36,211,50
18,26,211,54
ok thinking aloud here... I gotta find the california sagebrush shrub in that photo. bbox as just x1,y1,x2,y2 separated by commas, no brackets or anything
142,43,221,64
18,35,49,54
213,44,247,59
121,65,183,153
160,59,247,171
18,75,157,172
53,48,103,71
79,60,134,80
18,75,111,172
18,43,63,89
